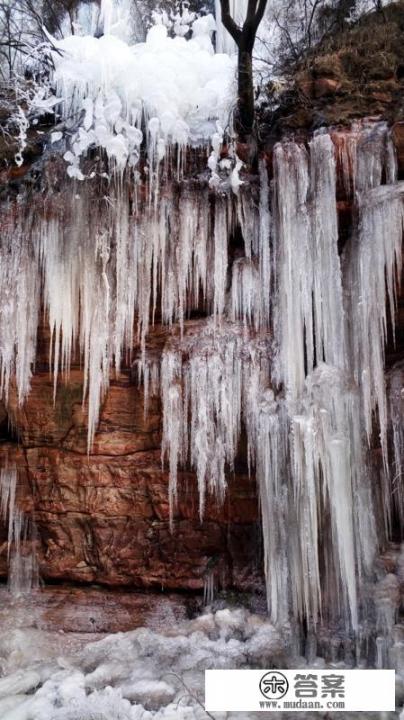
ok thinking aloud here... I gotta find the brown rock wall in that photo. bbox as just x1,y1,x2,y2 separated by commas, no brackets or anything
0,348,263,594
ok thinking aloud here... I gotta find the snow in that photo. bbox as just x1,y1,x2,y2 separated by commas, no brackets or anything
48,18,235,179
0,594,292,720
0,586,402,719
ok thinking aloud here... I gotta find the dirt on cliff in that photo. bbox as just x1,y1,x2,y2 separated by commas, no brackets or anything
263,0,404,136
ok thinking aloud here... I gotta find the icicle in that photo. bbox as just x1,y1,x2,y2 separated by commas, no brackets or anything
0,466,17,558
203,570,216,606
230,258,260,328
345,181,404,462
258,159,271,329
272,141,311,400
273,135,346,395
161,321,270,521
161,349,183,526
309,133,346,372
268,130,379,631
213,196,230,322
0,205,39,405
100,0,114,34
0,119,401,639
387,364,404,530
254,391,289,625
230,173,270,331
0,467,39,596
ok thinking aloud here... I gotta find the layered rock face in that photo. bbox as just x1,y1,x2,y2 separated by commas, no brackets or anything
0,342,263,592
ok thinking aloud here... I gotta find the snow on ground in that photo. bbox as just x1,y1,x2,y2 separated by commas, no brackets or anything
0,588,400,720
0,592,289,720
47,16,235,178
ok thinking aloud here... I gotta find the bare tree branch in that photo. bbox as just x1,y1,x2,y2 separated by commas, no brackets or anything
219,0,242,44
219,0,268,139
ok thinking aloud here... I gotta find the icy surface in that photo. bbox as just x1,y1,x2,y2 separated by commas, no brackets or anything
0,597,290,720
0,586,401,719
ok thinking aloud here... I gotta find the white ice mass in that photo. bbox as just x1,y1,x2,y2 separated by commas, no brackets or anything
47,15,235,179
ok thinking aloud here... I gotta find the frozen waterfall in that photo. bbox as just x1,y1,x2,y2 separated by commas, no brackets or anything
0,119,403,637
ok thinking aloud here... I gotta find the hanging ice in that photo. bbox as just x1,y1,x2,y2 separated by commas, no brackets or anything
387,364,404,529
0,117,402,637
0,467,39,595
45,17,235,180
161,320,271,523
345,181,404,463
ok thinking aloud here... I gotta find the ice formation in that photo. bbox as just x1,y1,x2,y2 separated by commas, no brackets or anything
158,123,402,633
161,321,271,522
0,600,293,720
0,468,38,596
1,66,403,641
46,16,235,181
0,586,403,719
341,124,403,468
387,364,404,529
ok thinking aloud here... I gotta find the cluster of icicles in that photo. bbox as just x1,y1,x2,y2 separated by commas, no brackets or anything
0,467,38,595
1,121,403,632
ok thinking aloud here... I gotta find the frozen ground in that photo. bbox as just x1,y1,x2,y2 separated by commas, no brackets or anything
0,587,401,720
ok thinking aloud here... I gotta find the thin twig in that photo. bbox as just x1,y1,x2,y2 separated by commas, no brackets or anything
164,671,217,720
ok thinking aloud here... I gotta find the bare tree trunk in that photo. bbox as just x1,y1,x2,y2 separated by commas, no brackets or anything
219,0,268,141
237,46,254,136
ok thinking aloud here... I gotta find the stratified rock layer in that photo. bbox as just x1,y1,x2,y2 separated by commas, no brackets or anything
0,322,263,594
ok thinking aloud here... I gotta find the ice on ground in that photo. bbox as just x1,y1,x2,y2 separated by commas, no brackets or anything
0,589,401,720
0,597,291,720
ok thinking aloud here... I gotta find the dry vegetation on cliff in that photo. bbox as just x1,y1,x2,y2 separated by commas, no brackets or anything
264,0,404,134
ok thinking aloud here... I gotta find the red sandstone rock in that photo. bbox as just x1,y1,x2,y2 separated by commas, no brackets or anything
371,91,393,103
0,325,262,594
314,78,342,98
392,122,404,176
